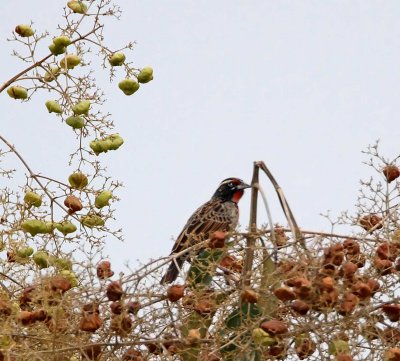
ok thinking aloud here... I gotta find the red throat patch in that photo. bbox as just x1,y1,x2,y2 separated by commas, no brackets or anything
232,190,244,203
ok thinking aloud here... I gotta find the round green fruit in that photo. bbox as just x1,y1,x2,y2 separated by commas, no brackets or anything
66,116,84,129
118,79,140,95
7,86,28,100
95,191,112,208
21,220,46,236
108,134,124,150
252,328,276,346
49,43,66,55
72,100,90,115
68,172,88,189
55,221,77,235
53,35,71,47
53,257,73,271
24,191,42,207
44,66,61,82
16,247,34,258
137,67,154,83
328,340,350,356
60,54,81,69
33,251,50,269
109,52,126,66
15,24,34,37
45,100,62,114
67,1,88,14
81,214,105,228
60,270,78,287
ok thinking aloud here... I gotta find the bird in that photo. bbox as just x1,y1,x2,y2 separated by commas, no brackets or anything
160,177,251,284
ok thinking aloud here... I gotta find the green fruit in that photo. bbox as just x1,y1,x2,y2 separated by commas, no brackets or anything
252,328,276,346
7,86,28,100
89,134,124,155
21,220,53,236
24,191,42,207
60,54,81,69
44,66,61,82
95,191,112,208
60,270,78,287
109,52,126,66
55,221,77,235
45,100,62,114
81,214,105,228
15,24,34,37
72,100,90,115
53,36,71,47
48,43,66,55
68,172,88,189
328,340,350,356
67,1,88,14
33,251,50,269
53,258,73,270
16,247,34,258
65,116,84,129
118,79,140,95
137,67,154,83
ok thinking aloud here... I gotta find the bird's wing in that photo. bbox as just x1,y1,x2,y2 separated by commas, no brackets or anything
169,199,236,255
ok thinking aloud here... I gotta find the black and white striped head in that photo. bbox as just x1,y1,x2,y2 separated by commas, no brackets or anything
212,178,251,203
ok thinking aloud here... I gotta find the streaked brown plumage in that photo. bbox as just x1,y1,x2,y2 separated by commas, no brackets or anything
160,177,250,284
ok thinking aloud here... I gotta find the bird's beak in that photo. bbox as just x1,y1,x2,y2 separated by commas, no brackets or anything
236,182,251,190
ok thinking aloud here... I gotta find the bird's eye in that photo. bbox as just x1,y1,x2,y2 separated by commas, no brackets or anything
228,182,234,187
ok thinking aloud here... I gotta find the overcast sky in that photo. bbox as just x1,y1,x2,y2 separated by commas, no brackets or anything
1,1,400,267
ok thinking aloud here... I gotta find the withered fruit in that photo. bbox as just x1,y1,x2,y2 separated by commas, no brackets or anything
383,165,400,183
64,195,83,213
60,270,78,287
382,304,400,322
96,260,114,279
186,329,201,345
50,275,72,293
343,238,360,255
208,231,226,248
290,300,310,315
260,319,288,335
351,281,372,299
359,214,383,231
110,314,132,335
384,348,400,361
122,348,144,361
335,354,354,361
241,289,259,304
106,281,123,301
82,302,100,314
338,293,359,316
167,284,185,302
219,255,242,272
81,344,102,361
194,299,214,315
17,310,36,325
110,301,123,314
340,261,358,279
295,334,316,359
366,278,380,294
374,258,393,275
376,242,399,261
0,300,12,316
79,313,102,332
274,286,296,302
126,300,141,314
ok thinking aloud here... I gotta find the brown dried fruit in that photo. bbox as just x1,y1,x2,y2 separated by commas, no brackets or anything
110,314,132,335
106,281,123,301
81,344,102,360
96,260,114,279
123,348,144,361
19,286,37,308
167,284,185,302
110,300,123,314
0,299,12,316
383,328,400,344
64,195,83,213
366,279,380,294
219,255,242,273
274,286,296,301
17,310,36,325
348,254,366,268
318,289,339,308
82,302,100,314
319,277,335,292
79,313,103,332
338,293,359,316
241,289,259,304
127,300,141,314
291,300,310,315
374,258,393,275
343,239,360,255
32,309,47,322
351,282,372,299
382,304,400,322
295,336,316,359
50,276,72,293
341,262,358,279
336,355,354,361
293,278,312,300
260,319,288,335
194,300,214,315
267,344,286,358
274,226,288,247
359,214,383,231
186,328,201,345
384,348,400,361
147,343,162,355
383,165,400,183
208,231,226,248
377,242,399,261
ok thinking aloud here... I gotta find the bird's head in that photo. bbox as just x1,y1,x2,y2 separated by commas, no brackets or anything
212,177,251,203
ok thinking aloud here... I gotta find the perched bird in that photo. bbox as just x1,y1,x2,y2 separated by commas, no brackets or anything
160,177,251,284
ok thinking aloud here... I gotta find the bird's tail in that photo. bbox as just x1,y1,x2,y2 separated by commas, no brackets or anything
160,257,184,284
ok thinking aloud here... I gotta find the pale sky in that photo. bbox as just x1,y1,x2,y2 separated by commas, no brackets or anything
1,1,400,267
